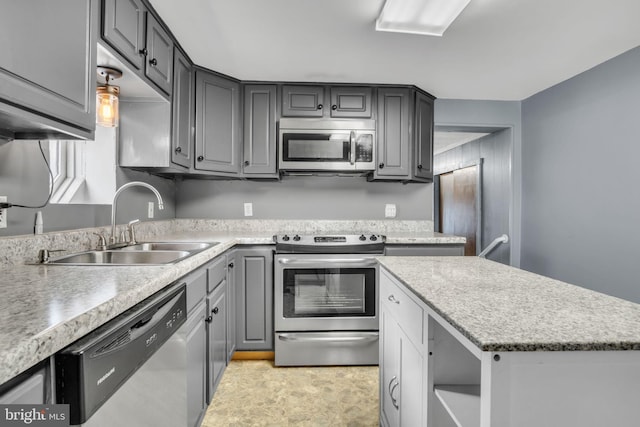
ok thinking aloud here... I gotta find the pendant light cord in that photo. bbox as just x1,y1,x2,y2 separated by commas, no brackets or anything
0,140,54,209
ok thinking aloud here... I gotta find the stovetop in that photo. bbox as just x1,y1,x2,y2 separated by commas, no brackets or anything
273,234,386,254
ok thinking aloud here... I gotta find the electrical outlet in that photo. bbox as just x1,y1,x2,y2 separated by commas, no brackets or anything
0,196,7,229
148,202,154,219
244,202,253,217
385,203,397,218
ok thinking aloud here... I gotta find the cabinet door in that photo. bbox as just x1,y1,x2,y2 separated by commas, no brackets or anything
380,309,401,427
0,0,97,135
171,47,193,168
226,252,237,362
376,88,410,177
414,92,434,180
144,13,173,94
207,283,227,402
235,247,274,351
281,85,325,117
186,302,207,427
195,71,241,174
243,85,277,176
102,0,146,71
330,86,373,118
398,328,425,426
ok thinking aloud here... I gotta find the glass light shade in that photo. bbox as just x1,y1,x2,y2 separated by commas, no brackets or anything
96,85,120,128
376,0,472,36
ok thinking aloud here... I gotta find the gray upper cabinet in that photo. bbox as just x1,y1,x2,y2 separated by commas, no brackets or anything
243,84,278,177
144,13,173,94
171,47,193,169
194,70,241,175
329,86,373,118
373,87,434,183
102,0,146,71
281,85,325,117
414,92,434,180
375,87,411,177
102,0,173,95
0,0,98,141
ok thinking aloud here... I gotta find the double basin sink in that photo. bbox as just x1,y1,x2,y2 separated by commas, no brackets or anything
46,242,218,266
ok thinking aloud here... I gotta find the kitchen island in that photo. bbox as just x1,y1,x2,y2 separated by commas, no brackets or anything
377,256,640,427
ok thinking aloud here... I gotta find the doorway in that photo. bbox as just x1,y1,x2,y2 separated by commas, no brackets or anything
438,164,480,256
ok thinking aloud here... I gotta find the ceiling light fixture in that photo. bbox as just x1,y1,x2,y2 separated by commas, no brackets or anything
96,66,123,128
375,0,471,37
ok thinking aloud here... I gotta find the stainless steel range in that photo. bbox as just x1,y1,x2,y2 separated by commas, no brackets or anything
273,233,385,366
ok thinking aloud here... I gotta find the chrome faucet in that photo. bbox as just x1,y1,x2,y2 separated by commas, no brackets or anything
110,182,164,245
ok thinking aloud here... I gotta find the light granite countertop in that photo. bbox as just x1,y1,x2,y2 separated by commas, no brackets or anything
377,256,640,352
0,226,462,386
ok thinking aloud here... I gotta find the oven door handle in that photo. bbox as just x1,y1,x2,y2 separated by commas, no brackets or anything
277,332,378,343
277,258,378,267
350,130,356,165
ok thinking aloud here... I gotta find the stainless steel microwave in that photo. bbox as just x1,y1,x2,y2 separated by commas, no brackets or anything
278,118,376,173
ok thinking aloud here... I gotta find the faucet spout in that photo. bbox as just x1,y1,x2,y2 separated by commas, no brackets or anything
110,181,165,244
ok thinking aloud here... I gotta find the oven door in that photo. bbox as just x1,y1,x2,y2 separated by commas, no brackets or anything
274,254,379,331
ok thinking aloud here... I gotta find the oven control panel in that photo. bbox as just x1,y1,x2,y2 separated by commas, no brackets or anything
273,234,385,254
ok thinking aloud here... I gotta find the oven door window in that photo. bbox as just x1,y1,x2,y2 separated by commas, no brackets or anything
282,268,376,317
282,133,350,162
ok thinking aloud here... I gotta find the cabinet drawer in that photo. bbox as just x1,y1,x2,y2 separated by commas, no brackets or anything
207,256,227,292
380,271,424,345
186,268,207,313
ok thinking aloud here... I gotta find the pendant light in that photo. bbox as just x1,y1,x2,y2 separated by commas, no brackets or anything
96,66,123,128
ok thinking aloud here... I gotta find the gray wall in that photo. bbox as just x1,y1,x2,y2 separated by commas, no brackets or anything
0,140,175,236
521,46,640,303
434,128,512,264
176,176,432,220
434,99,522,266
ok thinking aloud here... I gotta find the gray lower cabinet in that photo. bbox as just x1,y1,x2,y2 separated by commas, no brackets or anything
373,87,434,183
0,364,48,404
379,270,427,427
206,280,226,402
242,84,278,177
226,251,237,362
235,247,274,351
171,46,194,169
195,69,242,175
0,0,98,141
183,266,208,427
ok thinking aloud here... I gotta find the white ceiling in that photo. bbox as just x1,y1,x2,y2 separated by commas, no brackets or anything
148,0,640,101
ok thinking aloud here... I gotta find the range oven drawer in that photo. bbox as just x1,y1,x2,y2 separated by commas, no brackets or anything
274,331,379,366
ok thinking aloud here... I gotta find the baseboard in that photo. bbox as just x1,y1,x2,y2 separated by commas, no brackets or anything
232,351,275,361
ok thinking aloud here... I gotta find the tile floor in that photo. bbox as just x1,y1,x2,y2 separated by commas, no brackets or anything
201,360,379,427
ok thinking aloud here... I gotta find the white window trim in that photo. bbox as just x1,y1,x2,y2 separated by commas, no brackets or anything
49,141,86,204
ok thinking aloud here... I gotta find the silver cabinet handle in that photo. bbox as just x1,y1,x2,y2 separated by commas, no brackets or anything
388,295,400,304
390,378,399,409
278,258,377,266
350,130,356,165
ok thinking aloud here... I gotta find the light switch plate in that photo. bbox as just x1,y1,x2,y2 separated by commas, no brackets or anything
385,203,396,218
244,202,253,217
148,202,154,219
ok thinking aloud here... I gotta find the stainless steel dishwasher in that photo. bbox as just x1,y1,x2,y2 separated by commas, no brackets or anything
55,282,187,426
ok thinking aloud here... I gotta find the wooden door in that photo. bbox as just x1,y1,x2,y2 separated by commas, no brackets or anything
438,165,478,256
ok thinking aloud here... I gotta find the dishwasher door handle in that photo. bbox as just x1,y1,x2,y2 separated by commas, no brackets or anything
130,287,185,341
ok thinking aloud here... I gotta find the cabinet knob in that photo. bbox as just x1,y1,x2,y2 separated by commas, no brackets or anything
149,58,158,66
205,316,212,323
417,164,423,170
228,262,234,268
331,105,337,110
317,104,323,110
197,155,204,162
139,48,148,56
244,160,250,166
212,307,219,315
378,163,385,169
174,146,182,154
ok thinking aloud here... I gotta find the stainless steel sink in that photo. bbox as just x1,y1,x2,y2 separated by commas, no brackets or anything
47,250,192,266
119,242,214,252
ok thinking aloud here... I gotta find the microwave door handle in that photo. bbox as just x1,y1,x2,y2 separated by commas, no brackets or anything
350,131,356,165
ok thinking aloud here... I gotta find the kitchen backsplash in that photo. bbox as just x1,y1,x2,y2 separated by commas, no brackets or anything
0,219,433,266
